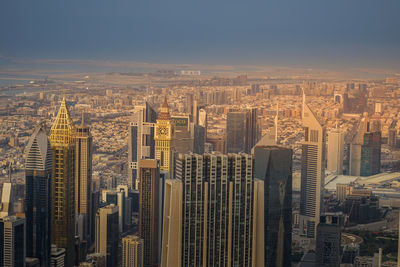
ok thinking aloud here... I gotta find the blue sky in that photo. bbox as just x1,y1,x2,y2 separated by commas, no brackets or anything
1,0,400,69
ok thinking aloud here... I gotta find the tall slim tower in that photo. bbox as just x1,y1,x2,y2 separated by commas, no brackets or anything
327,130,344,174
138,159,160,267
128,102,157,190
154,97,174,174
25,123,52,267
254,146,293,267
299,100,326,239
75,113,92,244
50,98,76,267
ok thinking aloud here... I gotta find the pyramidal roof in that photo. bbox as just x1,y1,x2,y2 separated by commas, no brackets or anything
302,93,323,130
25,123,52,171
158,96,171,120
50,98,76,145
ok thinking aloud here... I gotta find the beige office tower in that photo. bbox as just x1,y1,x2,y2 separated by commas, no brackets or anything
138,159,160,266
161,153,264,267
122,235,144,267
349,114,369,176
154,97,174,174
50,98,76,267
299,100,326,239
95,205,119,267
75,113,92,243
327,130,344,174
161,179,183,267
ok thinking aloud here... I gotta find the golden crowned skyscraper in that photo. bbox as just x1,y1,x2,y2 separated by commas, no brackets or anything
154,96,174,174
50,98,76,267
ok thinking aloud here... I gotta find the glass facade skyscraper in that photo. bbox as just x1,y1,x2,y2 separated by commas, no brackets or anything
254,145,292,267
25,123,52,267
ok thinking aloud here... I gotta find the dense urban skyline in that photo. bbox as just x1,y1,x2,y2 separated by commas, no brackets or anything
1,1,400,266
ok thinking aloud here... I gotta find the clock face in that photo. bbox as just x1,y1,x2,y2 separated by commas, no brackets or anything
157,126,169,136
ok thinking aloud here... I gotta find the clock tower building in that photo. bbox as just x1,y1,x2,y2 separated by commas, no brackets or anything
155,96,174,173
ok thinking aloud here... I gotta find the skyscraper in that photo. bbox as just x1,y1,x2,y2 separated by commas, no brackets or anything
161,179,182,267
327,130,344,174
138,159,160,267
349,114,381,177
154,97,174,174
254,146,292,267
360,132,381,177
299,100,326,239
226,112,247,153
246,108,261,153
315,214,342,267
75,114,93,244
122,235,144,267
0,216,26,267
226,110,260,154
171,115,191,154
161,153,264,267
95,205,119,267
128,103,157,190
50,98,76,267
25,123,52,267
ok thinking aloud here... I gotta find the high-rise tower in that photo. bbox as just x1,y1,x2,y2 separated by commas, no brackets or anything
95,205,119,267
75,113,92,245
122,235,144,267
226,112,247,153
161,153,264,267
138,159,160,266
299,99,326,239
254,146,293,267
128,102,157,190
315,213,342,267
0,216,26,267
50,98,76,267
226,110,261,154
25,123,52,267
154,97,174,174
327,130,344,174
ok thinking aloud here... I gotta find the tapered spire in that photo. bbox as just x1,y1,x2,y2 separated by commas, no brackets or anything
158,96,171,120
50,97,76,145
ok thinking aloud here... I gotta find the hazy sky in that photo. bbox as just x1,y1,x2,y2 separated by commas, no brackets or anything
1,0,400,69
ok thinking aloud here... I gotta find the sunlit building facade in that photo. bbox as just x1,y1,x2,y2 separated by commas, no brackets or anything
50,98,76,267
155,97,174,174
